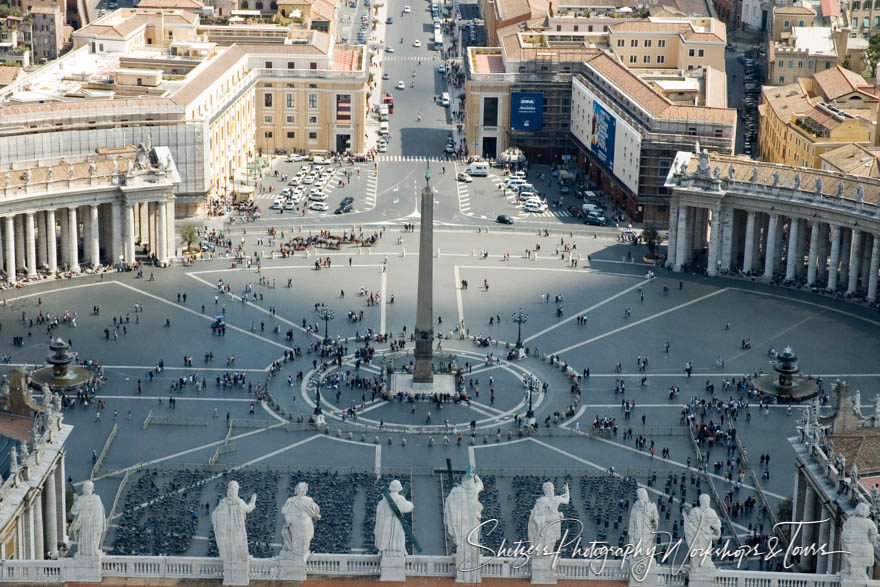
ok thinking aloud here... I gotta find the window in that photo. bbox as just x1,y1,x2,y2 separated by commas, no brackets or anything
556,25,561,31
335,94,352,123
658,39,665,47
825,61,831,69
287,131,295,138
629,55,637,63
778,75,785,83
657,55,665,64
286,93,294,108
482,96,498,126
264,93,272,107
798,19,804,26
687,127,697,136
310,62,317,69
265,131,273,138
875,15,880,25
264,115,273,123
643,55,651,63
136,78,143,86
617,38,624,47
630,39,638,47
777,60,783,67
688,48,695,56
784,20,790,27
573,25,578,31
309,131,317,139
808,60,814,69
588,25,593,31
797,61,803,68
644,39,651,47
854,1,861,9
265,61,272,68
865,16,870,26
287,61,295,69
286,115,295,124
308,115,318,124
308,93,318,109
698,49,704,57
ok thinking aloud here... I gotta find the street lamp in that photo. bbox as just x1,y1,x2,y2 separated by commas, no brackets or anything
315,387,323,416
525,376,536,421
317,307,335,344
511,308,528,349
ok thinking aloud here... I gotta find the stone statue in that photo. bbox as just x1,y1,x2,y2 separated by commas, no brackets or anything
22,169,30,185
444,467,484,577
794,173,801,190
89,160,97,177
697,150,710,174
871,484,880,506
772,170,780,186
45,166,53,183
281,482,320,562
3,171,9,187
41,384,53,409
836,181,845,198
135,143,149,169
374,479,414,556
527,481,570,552
628,487,660,557
750,167,758,183
854,389,861,415
211,480,257,561
837,453,846,473
857,185,864,203
683,494,721,573
19,442,29,464
70,480,106,557
840,502,877,581
851,462,859,483
712,166,721,180
727,163,735,180
68,164,75,180
873,395,880,426
815,178,823,194
8,446,18,476
112,159,119,175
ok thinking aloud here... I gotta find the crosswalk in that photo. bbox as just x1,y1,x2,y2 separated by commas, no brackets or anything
375,155,452,162
383,55,441,62
365,172,378,208
454,162,470,215
486,172,574,218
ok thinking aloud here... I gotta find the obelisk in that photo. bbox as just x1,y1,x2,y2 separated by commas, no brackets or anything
412,163,434,384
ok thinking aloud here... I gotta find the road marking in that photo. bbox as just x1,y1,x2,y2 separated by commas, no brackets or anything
454,266,464,329
550,289,729,356
380,268,387,335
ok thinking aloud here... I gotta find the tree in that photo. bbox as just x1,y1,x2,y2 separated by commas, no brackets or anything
180,224,198,251
642,226,660,259
867,32,880,78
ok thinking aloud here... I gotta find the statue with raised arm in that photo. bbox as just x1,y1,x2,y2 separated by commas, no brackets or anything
628,487,660,557
374,479,413,557
444,466,484,581
683,494,721,573
211,480,256,561
281,482,320,562
70,480,106,557
528,481,570,553
840,502,877,581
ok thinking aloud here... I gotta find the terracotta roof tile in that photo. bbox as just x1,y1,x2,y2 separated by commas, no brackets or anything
136,0,204,8
813,65,874,100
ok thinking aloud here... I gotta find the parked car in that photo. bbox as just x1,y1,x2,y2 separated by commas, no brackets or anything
456,172,472,182
378,140,387,152
335,203,353,214
396,81,405,90
584,213,605,226
496,215,514,224
309,201,329,211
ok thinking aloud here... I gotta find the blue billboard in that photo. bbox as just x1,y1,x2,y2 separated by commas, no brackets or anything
589,100,616,170
510,92,543,131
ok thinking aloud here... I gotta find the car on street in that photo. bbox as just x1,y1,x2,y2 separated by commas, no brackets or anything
283,200,296,210
396,81,405,89
271,198,284,210
382,72,390,79
403,5,411,11
523,202,547,213
385,46,394,53
302,175,315,184
496,215,514,224
560,185,569,194
312,156,331,165
456,172,472,182
584,214,605,226
386,16,393,23
287,153,307,162
335,203,353,214
445,143,455,153
308,191,328,201
438,64,446,74
378,140,387,152
413,39,421,47
309,201,329,211
288,177,301,186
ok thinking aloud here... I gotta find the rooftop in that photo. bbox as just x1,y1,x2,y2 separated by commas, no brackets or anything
135,0,204,8
773,1,816,14
789,26,836,56
608,17,726,43
818,143,880,177
812,65,875,101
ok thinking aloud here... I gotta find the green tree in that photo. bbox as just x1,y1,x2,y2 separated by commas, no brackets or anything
867,32,880,77
642,226,660,259
180,224,198,251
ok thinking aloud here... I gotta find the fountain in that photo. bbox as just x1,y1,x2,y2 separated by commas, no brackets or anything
29,338,93,392
754,345,819,401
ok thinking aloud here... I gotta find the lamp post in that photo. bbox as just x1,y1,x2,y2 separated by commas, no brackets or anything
526,376,536,421
318,307,335,344
511,308,528,349
315,387,323,415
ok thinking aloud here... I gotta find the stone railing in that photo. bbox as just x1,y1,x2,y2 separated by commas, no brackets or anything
713,569,842,586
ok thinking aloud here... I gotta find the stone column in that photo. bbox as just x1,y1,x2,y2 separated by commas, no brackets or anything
707,207,722,276
828,225,841,291
720,207,734,272
44,465,57,558
25,212,37,278
763,213,778,278
868,234,880,302
46,210,57,274
839,229,852,290
801,485,817,570
4,216,15,281
859,234,872,294
68,207,79,272
56,454,67,545
847,228,862,295
806,221,820,285
33,490,44,560
147,203,157,256
37,211,47,269
110,202,122,264
742,211,755,273
785,216,800,281
14,214,25,268
26,500,34,559
59,208,68,267
667,202,679,269
124,204,136,263
165,201,175,257
156,201,168,263
139,202,149,251
674,205,689,272
816,224,830,282
816,516,832,573
89,205,100,267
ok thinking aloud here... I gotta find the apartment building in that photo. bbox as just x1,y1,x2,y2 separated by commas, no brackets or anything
771,1,815,42
606,17,725,73
768,26,842,85
818,142,880,176
0,16,32,66
31,3,65,62
757,66,877,167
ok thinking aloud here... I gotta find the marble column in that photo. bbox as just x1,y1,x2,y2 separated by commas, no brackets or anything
110,202,122,263
801,485,817,569
4,216,15,280
806,221,820,285
763,213,778,278
124,204,136,263
139,203,149,251
67,207,79,272
26,500,34,559
743,211,755,273
674,205,689,271
37,211,47,269
59,208,68,267
720,207,734,272
847,229,862,295
165,201,175,257
785,216,800,281
25,213,37,278
859,234,872,293
839,229,852,290
44,465,57,558
868,234,880,302
80,208,90,266
56,455,67,545
707,207,722,276
148,203,157,256
89,205,100,267
828,225,841,291
156,201,168,262
46,210,57,274
816,224,830,282
667,202,679,268
14,214,24,269
33,490,44,560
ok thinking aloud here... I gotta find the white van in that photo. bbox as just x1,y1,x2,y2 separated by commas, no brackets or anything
582,203,602,214
441,92,450,107
506,178,527,189
379,121,390,136
467,161,489,176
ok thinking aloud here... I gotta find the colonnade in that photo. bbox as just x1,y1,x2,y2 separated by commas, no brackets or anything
791,464,839,575
18,455,67,560
0,200,175,280
668,201,880,301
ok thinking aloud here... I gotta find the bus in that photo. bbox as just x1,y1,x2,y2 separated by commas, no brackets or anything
434,30,443,49
383,92,394,114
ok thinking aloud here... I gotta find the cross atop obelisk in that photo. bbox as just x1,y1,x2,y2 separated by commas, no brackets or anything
412,162,434,383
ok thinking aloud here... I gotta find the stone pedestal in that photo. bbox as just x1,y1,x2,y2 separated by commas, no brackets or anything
68,555,102,583
221,559,249,586
687,569,715,587
530,556,556,584
379,553,406,582
390,373,455,398
278,557,307,581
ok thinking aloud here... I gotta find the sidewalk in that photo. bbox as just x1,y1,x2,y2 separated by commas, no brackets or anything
363,0,390,153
